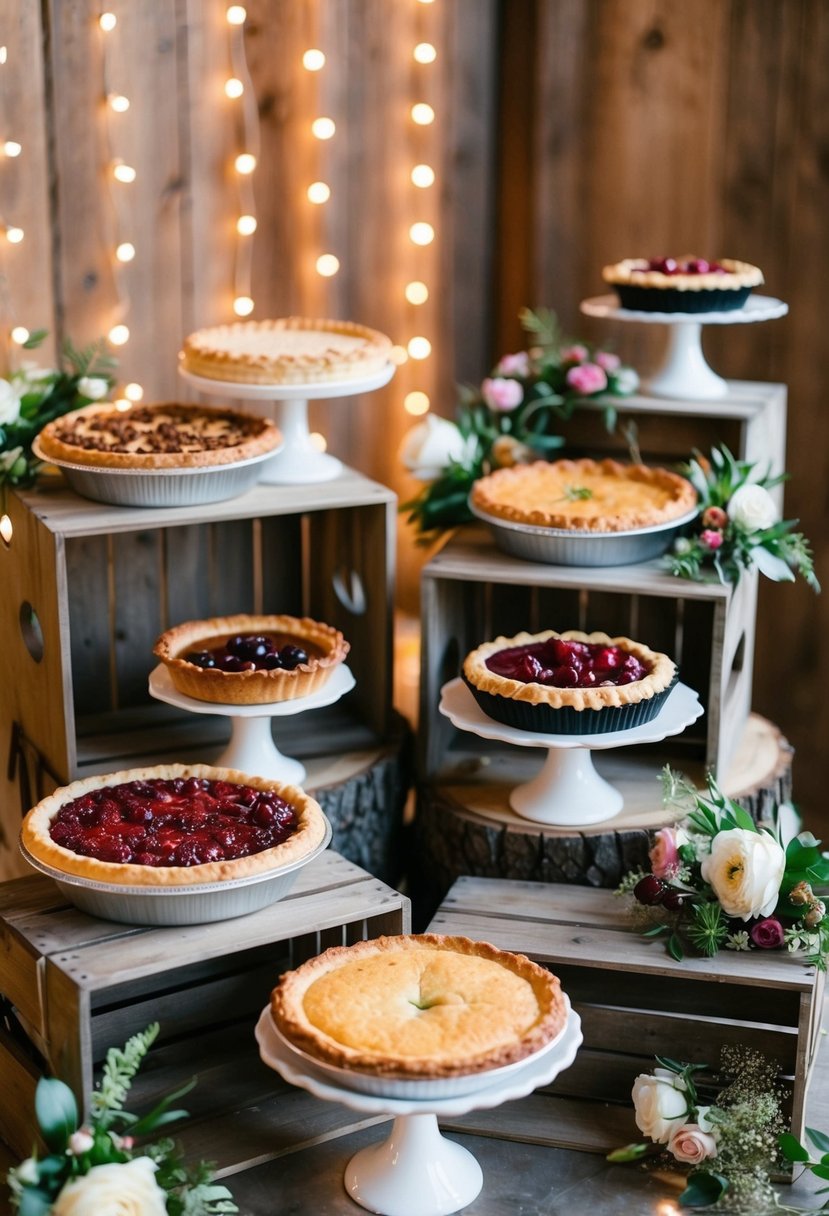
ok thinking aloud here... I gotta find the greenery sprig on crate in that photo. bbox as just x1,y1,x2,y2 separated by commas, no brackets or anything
6,1023,237,1216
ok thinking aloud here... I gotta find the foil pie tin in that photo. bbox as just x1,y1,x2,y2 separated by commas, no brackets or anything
32,437,279,508
19,818,331,927
470,500,698,567
463,673,679,735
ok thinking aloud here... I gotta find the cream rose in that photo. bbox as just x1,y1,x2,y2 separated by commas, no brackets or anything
668,1122,718,1165
51,1157,168,1216
727,483,778,531
77,375,110,400
700,828,785,921
0,378,21,425
399,414,473,481
631,1069,688,1144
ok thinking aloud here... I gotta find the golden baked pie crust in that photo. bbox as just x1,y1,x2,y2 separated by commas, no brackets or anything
470,459,697,532
602,257,763,292
20,763,327,886
35,402,281,470
153,614,349,705
463,629,676,711
180,317,393,385
271,934,567,1078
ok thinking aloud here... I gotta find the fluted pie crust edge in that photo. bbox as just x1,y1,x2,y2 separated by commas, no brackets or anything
271,933,567,1078
463,629,676,710
20,763,327,886
602,257,763,292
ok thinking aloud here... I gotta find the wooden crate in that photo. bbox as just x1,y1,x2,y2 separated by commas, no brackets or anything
0,469,395,848
420,526,758,782
429,876,824,1151
0,850,409,1159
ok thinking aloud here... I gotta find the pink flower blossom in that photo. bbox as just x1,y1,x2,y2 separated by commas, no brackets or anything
649,828,680,879
668,1123,718,1165
481,377,524,412
565,362,608,396
700,528,724,550
560,343,589,364
595,350,621,372
750,917,785,949
702,505,728,529
494,351,531,378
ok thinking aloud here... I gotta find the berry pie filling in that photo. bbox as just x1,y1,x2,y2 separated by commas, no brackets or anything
639,257,730,276
486,637,649,689
183,632,319,673
47,776,298,867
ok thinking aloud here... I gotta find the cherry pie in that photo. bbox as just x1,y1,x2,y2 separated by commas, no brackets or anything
602,257,763,313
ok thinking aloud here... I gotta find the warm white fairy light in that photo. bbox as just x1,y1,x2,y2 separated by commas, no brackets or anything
112,160,136,183
0,515,12,546
124,382,143,401
390,345,409,365
316,254,339,277
303,49,326,71
233,295,254,316
404,391,430,415
226,5,260,320
3,141,21,158
307,181,331,204
413,42,437,63
108,93,129,112
312,117,335,140
409,221,434,246
114,398,131,411
411,163,435,188
224,77,244,99
100,13,136,353
108,324,130,346
309,432,327,451
5,226,23,244
10,326,29,344
99,12,117,31
0,47,7,64
226,5,246,24
408,336,431,359
405,280,429,305
115,241,135,262
236,214,257,235
411,102,435,125
234,152,256,174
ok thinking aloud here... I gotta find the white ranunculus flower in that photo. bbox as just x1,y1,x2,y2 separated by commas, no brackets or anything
0,378,21,425
700,828,786,921
727,483,778,532
399,414,473,481
631,1069,688,1144
77,375,110,400
51,1157,168,1216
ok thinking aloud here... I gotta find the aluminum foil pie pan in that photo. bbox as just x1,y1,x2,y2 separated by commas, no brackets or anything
18,818,331,926
462,673,679,735
32,437,280,508
469,500,699,567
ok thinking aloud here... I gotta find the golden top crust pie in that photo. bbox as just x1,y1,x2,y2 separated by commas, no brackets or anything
35,402,281,470
180,317,393,385
602,257,763,313
470,459,697,533
20,763,327,887
153,614,349,705
271,934,566,1078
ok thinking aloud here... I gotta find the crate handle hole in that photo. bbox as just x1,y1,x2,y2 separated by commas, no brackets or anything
0,513,12,548
19,602,44,663
332,568,367,615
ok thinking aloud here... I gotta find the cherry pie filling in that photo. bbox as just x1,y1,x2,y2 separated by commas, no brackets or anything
182,632,322,673
486,637,650,690
638,257,730,276
47,777,299,868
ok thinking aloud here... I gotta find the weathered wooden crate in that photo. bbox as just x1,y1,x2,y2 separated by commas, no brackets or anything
0,850,409,1160
420,526,758,783
430,876,824,1152
0,468,395,841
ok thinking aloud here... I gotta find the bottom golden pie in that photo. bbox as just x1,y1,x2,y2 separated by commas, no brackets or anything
271,934,566,1078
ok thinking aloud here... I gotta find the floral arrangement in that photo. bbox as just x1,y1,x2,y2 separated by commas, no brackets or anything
618,768,829,968
6,1023,237,1216
613,1047,829,1213
399,307,639,539
667,445,819,591
0,329,115,494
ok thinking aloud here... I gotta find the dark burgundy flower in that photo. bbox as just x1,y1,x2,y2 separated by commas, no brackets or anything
750,917,785,949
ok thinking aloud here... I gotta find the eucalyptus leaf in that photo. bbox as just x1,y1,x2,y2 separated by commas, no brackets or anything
779,1131,810,1162
677,1171,728,1207
35,1077,78,1151
18,1188,54,1216
606,1142,650,1163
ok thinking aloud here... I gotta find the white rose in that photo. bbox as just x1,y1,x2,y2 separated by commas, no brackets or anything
700,828,786,921
668,1122,719,1164
631,1069,688,1144
399,414,473,481
51,1157,168,1216
77,376,110,401
612,366,639,394
727,483,778,532
0,379,21,425
67,1128,95,1154
14,1157,40,1186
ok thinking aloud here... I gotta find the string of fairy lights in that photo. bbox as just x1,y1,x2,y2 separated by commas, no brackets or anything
1,40,28,350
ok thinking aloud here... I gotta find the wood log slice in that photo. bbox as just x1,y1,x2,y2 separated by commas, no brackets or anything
411,714,792,927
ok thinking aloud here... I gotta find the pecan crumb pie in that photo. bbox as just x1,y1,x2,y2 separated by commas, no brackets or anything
463,629,677,734
180,317,392,385
34,402,281,469
271,934,566,1078
470,458,697,533
602,257,764,313
154,614,349,705
20,763,327,886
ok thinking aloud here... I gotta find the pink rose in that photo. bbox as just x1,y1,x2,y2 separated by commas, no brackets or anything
668,1123,718,1165
750,917,785,949
560,344,589,364
649,828,680,879
565,362,608,395
700,528,724,550
481,377,524,412
494,351,531,377
595,350,621,372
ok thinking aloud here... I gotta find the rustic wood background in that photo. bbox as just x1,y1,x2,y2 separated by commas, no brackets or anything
1,0,827,823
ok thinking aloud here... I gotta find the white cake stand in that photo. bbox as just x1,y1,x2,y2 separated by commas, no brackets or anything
148,663,355,785
580,293,788,400
255,1003,583,1216
439,679,703,827
179,362,396,484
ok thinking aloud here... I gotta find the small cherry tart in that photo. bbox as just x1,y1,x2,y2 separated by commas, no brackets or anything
20,763,328,886
602,256,763,313
463,629,677,734
154,614,349,705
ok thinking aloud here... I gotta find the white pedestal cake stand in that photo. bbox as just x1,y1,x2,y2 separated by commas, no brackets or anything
148,663,355,785
580,293,788,401
179,362,396,484
255,1004,583,1216
439,679,703,827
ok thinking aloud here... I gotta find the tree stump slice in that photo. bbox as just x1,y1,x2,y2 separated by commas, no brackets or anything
411,714,792,926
